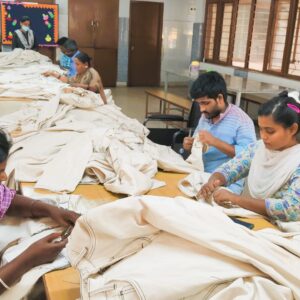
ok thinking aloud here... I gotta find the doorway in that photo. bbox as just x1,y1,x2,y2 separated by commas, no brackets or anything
128,1,164,86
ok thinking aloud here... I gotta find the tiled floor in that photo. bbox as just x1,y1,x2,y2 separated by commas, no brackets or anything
112,86,190,128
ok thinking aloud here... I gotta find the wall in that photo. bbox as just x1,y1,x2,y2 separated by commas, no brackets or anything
118,0,206,83
56,0,68,37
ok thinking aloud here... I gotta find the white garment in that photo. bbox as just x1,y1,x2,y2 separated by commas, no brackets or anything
1,98,198,194
185,135,205,171
248,140,300,199
178,172,262,218
0,49,50,69
66,196,300,300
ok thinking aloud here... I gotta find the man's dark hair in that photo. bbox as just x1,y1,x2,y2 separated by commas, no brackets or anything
21,16,30,23
0,130,12,163
63,39,78,52
56,37,68,46
190,71,227,102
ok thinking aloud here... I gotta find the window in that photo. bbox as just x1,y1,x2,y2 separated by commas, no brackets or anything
219,2,234,63
232,0,252,68
267,0,291,72
204,2,218,60
248,0,272,71
203,0,300,79
288,1,300,76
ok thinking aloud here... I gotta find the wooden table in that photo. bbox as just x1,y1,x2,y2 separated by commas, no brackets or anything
20,172,277,300
164,69,285,107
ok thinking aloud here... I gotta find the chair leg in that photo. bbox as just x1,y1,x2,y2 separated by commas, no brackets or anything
145,94,149,118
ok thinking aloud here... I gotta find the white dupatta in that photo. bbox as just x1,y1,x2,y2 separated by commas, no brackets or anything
15,29,34,49
248,140,300,199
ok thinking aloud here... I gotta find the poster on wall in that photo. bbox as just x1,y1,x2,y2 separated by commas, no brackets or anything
1,2,59,47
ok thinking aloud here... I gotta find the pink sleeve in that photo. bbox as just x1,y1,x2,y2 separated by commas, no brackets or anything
0,184,16,219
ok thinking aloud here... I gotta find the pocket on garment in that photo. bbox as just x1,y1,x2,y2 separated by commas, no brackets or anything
87,279,141,300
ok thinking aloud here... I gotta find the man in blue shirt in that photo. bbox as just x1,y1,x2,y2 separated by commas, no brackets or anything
60,39,80,77
183,71,256,194
56,37,71,71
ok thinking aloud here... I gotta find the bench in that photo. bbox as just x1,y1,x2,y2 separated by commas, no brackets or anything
144,89,192,125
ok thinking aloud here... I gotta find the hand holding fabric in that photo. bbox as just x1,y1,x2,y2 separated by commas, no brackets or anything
183,137,194,151
48,207,80,227
197,179,221,201
213,189,237,207
198,130,217,146
24,233,67,268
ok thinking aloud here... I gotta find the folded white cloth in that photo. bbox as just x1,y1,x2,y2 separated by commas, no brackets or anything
67,196,300,300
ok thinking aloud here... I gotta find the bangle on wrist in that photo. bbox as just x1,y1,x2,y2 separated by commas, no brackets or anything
0,278,10,290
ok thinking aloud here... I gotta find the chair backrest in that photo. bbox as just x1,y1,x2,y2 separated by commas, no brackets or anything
187,101,201,128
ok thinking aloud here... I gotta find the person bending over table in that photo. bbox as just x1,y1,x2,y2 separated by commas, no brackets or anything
43,51,107,104
183,71,256,194
0,131,80,294
56,37,71,71
199,91,300,222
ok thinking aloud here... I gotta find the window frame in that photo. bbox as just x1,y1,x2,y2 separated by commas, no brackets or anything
202,0,300,80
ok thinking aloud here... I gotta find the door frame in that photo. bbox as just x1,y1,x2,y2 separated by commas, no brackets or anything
128,0,164,86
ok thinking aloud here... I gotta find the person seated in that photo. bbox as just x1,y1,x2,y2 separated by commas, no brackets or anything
199,91,300,222
56,37,71,71
55,39,79,77
0,131,80,294
43,51,107,104
183,71,256,194
12,16,38,50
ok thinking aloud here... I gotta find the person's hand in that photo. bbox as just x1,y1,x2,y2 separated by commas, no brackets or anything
48,207,80,227
42,71,53,77
183,137,194,151
197,179,221,201
24,233,67,268
70,83,81,88
198,131,217,146
213,189,238,207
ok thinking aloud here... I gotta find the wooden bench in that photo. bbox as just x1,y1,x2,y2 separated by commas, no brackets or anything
145,89,192,122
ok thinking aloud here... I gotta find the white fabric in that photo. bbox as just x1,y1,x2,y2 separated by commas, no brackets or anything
0,97,197,194
60,87,104,108
178,172,262,218
0,49,50,69
185,135,205,171
248,140,300,199
0,194,106,300
0,216,68,300
67,196,300,300
178,171,210,198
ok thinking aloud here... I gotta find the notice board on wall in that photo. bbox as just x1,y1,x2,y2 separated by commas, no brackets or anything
1,2,58,46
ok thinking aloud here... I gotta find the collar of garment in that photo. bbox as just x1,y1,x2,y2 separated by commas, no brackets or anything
72,50,80,59
204,103,232,125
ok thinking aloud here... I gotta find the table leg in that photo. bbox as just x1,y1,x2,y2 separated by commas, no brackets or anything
145,94,149,118
235,92,242,107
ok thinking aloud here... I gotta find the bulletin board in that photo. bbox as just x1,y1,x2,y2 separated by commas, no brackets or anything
1,2,58,46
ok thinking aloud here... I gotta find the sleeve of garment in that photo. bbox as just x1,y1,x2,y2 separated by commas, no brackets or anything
234,118,256,155
0,184,16,219
89,69,101,93
214,143,257,186
265,166,300,222
12,32,18,50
